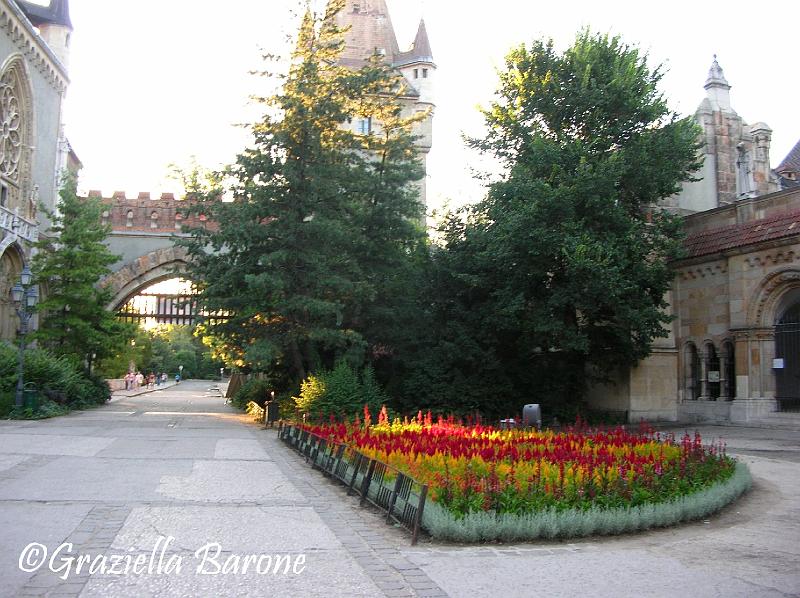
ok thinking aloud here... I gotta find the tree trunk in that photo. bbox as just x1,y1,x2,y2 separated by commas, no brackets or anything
290,339,306,382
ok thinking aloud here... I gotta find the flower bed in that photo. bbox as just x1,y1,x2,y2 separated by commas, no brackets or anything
298,410,751,541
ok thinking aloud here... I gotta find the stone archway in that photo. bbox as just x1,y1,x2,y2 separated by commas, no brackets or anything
747,268,800,329
729,267,800,416
103,246,189,310
0,241,24,340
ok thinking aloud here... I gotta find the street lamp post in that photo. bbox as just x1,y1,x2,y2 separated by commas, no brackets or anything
10,266,38,409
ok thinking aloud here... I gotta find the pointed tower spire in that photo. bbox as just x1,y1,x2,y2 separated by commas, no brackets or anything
334,0,400,66
704,55,730,91
409,19,433,62
704,55,732,112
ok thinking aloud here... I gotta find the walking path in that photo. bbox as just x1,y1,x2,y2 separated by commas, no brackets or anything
0,381,798,597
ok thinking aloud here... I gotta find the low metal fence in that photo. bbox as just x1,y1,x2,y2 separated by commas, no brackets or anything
279,423,428,544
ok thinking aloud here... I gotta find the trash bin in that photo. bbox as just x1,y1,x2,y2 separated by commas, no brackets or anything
265,401,280,426
23,388,40,411
522,404,542,429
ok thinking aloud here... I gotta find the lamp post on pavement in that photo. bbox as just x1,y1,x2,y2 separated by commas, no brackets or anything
10,266,38,409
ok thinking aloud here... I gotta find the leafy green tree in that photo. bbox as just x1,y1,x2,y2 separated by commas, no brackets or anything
408,31,702,416
32,177,132,372
179,0,425,387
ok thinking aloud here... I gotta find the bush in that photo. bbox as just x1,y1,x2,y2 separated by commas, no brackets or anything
0,342,109,418
0,390,13,417
294,362,388,420
231,377,271,410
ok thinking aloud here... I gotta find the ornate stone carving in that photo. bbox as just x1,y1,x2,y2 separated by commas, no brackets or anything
0,67,22,181
748,268,800,327
736,142,755,199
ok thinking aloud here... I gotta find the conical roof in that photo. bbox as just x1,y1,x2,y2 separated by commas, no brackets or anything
395,19,434,66
334,0,400,67
704,55,730,90
777,138,800,175
17,0,72,29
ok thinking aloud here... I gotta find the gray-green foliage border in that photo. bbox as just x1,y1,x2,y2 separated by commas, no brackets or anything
422,462,752,542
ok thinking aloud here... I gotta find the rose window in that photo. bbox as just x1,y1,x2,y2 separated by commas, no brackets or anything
0,70,22,181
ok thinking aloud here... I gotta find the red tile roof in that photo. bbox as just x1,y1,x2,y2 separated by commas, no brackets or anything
684,209,800,258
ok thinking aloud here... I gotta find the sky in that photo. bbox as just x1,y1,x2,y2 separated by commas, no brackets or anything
62,0,796,220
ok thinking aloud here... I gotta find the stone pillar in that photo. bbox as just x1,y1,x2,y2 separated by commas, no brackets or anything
699,349,710,400
734,331,750,399
718,354,728,401
755,328,776,398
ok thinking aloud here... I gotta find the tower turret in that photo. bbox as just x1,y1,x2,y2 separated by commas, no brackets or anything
395,19,435,106
703,55,732,113
17,0,73,69
332,1,435,215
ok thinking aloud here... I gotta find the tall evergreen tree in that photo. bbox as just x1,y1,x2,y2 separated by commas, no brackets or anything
32,177,131,371
180,0,425,386
407,31,702,416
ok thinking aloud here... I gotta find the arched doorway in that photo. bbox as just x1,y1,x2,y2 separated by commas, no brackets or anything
775,292,800,411
0,243,24,341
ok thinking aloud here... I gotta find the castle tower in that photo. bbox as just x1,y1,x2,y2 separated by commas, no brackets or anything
333,0,435,214
669,57,779,213
17,0,72,69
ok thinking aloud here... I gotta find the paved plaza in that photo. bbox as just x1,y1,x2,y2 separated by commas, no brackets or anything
0,381,798,597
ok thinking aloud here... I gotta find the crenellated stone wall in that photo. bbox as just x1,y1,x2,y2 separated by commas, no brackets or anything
86,191,218,234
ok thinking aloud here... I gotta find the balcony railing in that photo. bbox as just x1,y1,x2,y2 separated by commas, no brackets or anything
0,205,38,243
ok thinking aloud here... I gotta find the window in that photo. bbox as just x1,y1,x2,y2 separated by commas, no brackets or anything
413,69,418,79
150,211,159,229
126,210,134,227
357,117,372,135
0,184,7,207
422,68,428,78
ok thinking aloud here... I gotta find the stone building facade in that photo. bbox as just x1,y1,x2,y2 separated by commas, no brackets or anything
589,58,800,423
675,188,800,422
0,0,71,340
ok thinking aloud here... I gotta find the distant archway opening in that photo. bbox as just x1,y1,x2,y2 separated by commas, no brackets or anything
117,277,199,330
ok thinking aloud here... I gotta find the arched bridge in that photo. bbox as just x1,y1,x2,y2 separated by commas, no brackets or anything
91,191,213,315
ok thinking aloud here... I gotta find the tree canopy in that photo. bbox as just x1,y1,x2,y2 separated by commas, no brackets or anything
32,176,132,371
179,0,426,386
399,31,702,417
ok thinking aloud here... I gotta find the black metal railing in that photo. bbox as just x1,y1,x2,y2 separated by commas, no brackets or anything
279,423,428,544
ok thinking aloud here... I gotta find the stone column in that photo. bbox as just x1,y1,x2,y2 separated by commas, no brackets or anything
699,349,710,401
718,354,728,401
756,328,776,398
733,330,750,400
